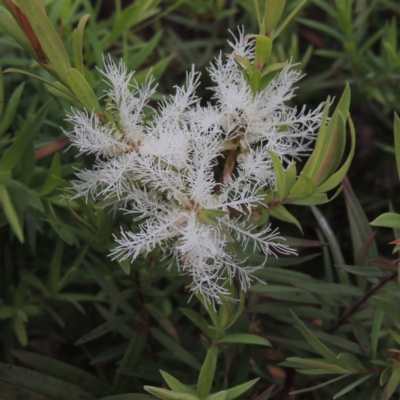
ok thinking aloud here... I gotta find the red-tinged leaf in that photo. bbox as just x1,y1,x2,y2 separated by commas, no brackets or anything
252,384,276,400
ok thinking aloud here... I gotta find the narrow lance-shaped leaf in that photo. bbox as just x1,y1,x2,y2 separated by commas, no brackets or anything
394,113,400,180
0,184,24,242
197,347,218,399
0,82,25,137
269,151,286,198
0,65,4,118
314,114,356,193
65,68,100,113
219,333,271,346
72,14,90,76
263,0,286,36
144,386,199,400
290,310,338,363
0,102,50,172
10,350,111,396
160,371,197,395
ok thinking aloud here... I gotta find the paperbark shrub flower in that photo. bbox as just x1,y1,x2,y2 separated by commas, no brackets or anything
65,29,328,304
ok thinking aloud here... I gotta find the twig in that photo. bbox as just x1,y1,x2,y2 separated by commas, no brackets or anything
328,271,398,334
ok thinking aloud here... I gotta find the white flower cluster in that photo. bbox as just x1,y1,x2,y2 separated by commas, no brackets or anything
65,30,325,304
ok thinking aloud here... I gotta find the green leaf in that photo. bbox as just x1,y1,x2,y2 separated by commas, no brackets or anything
311,206,349,284
0,363,96,400
72,14,90,75
394,113,400,180
129,30,163,71
197,347,218,399
0,171,11,185
333,373,375,399
272,0,307,40
301,97,332,178
113,320,148,393
263,0,286,35
289,192,330,206
144,386,199,400
292,281,362,297
224,291,245,330
290,310,338,363
370,309,384,359
217,295,232,329
313,112,347,186
179,308,214,338
150,328,202,370
133,54,174,84
160,371,197,395
4,68,78,100
381,367,392,386
75,313,136,345
0,382,50,400
289,374,351,395
66,68,100,112
99,395,154,400
283,357,350,374
12,315,27,346
382,369,400,400
297,17,344,41
373,297,400,328
290,173,314,199
337,264,386,277
0,184,24,242
40,153,62,196
315,115,356,193
204,391,227,400
370,212,400,229
0,82,24,136
11,350,111,396
225,378,259,400
343,178,378,264
336,353,364,372
349,318,371,356
389,329,400,346
104,0,158,47
0,102,49,172
254,35,272,68
0,306,15,319
269,151,286,198
145,303,179,342
219,334,271,346
268,204,303,234
284,161,297,196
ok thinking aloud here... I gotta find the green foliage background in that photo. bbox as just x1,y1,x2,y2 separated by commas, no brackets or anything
0,0,400,399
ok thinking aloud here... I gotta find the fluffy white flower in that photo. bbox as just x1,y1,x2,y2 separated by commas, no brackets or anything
65,27,326,304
